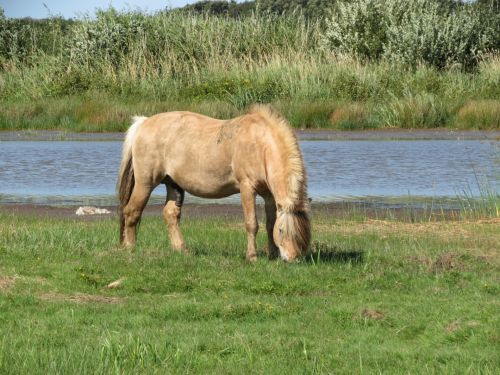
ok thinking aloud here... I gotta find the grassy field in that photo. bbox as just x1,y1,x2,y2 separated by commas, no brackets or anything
0,208,498,374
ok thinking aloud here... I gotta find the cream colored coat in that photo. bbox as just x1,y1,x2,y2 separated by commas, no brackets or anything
118,106,310,261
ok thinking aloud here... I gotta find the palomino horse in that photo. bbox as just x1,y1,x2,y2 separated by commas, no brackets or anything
117,106,310,262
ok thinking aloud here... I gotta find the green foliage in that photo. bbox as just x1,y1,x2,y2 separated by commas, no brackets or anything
179,0,256,17
322,0,499,69
178,1,337,19
0,5,499,130
0,15,72,64
63,9,318,76
384,0,498,69
322,0,387,59
476,0,500,10
257,0,336,18
180,75,288,107
378,93,451,128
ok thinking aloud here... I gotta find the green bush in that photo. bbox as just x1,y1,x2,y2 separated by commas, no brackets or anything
322,0,499,69
383,0,497,69
0,11,71,64
322,0,386,60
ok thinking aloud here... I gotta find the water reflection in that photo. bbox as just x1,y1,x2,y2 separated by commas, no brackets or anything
0,140,498,205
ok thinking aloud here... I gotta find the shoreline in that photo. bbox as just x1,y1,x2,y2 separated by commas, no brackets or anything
1,129,499,141
0,202,464,221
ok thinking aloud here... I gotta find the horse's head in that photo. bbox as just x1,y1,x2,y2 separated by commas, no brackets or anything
273,209,311,262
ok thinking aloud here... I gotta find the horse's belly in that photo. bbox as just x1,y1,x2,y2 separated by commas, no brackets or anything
169,169,239,199
185,184,239,199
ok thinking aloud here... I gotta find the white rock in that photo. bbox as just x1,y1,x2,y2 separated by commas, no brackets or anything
75,206,111,216
105,277,126,289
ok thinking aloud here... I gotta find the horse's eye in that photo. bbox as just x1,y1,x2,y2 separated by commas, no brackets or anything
279,228,283,234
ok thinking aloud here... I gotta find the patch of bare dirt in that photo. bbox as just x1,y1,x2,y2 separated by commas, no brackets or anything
362,309,385,320
432,253,464,272
446,320,461,333
408,252,467,272
0,276,16,292
354,308,385,321
39,292,124,304
35,276,47,285
446,320,481,333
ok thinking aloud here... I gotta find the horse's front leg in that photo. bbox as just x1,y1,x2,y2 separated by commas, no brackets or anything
240,182,258,262
163,183,187,254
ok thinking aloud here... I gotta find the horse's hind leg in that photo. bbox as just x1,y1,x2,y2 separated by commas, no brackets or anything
163,183,187,253
264,196,279,260
240,182,258,262
122,183,152,248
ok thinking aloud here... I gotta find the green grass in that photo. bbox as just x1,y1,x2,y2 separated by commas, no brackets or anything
1,210,498,374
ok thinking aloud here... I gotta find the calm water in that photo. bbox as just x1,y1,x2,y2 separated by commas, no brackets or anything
0,140,498,205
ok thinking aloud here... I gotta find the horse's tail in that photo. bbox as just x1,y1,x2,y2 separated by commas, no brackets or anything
118,116,148,244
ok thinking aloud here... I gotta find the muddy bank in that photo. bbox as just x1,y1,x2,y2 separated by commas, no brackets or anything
1,129,499,141
0,202,461,221
0,203,243,220
298,129,500,141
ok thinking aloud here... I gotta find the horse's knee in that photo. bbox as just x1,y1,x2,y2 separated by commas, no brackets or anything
163,203,181,225
245,220,258,235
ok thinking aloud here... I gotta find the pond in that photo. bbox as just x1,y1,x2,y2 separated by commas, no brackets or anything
0,139,498,206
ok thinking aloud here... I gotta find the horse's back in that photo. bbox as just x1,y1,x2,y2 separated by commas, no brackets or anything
132,111,241,197
129,110,288,198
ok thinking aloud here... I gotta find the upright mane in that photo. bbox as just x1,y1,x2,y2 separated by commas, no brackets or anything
249,105,308,213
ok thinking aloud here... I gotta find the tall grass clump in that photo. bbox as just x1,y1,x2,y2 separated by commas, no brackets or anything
378,93,450,129
67,9,320,76
455,100,500,129
457,183,500,219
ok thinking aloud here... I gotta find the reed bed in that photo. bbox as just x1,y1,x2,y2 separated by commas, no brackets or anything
0,4,498,130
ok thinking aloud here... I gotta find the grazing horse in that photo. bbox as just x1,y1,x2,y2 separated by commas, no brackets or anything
117,106,310,262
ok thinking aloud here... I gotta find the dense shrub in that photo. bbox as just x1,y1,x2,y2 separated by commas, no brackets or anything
322,0,499,69
0,11,71,65
321,0,386,60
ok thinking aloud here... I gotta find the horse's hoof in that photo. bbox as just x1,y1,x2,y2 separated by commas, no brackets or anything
173,246,190,255
120,242,135,250
246,254,257,262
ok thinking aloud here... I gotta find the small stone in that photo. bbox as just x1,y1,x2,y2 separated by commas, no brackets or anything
75,206,111,216
105,277,126,289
